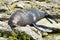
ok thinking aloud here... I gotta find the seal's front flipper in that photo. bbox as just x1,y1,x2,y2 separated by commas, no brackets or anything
32,23,53,32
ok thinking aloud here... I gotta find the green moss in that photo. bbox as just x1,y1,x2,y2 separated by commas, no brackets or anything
48,33,60,36
0,31,35,40
36,0,45,2
43,33,60,40
9,4,15,10
17,32,35,40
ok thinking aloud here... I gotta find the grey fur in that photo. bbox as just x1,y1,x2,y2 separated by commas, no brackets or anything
8,8,45,26
8,8,58,32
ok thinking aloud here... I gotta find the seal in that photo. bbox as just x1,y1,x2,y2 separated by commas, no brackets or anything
8,8,58,32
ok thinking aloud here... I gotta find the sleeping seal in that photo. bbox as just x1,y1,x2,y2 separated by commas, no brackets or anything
8,8,58,32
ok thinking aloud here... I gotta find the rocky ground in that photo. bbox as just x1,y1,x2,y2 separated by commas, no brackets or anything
0,0,60,40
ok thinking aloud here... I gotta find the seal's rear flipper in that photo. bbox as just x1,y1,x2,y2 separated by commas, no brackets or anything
32,23,53,32
45,14,58,23
46,18,53,24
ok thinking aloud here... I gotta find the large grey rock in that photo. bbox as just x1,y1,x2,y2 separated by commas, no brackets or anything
14,26,43,40
0,21,43,40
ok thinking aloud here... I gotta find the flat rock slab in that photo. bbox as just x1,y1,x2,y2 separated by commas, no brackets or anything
37,18,60,29
14,26,43,40
43,35,60,40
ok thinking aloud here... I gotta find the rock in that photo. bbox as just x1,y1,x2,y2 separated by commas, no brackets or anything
6,0,19,4
12,1,31,9
54,36,60,40
43,35,60,40
36,18,60,28
0,21,12,33
47,0,60,5
0,17,60,40
14,26,43,40
0,37,8,40
0,6,8,12
0,14,10,21
0,21,43,40
35,1,60,16
42,32,48,36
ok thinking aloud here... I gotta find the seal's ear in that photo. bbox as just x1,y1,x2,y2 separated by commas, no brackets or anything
45,14,58,23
